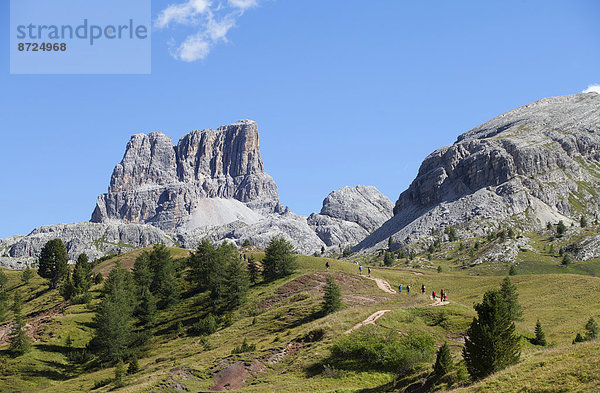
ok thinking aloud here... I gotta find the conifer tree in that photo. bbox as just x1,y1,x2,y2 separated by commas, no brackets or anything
187,239,218,292
499,277,523,321
221,256,249,312
585,317,598,340
321,276,342,315
38,239,69,289
262,237,296,281
533,320,547,346
556,220,567,236
72,253,91,294
21,265,34,285
127,357,140,374
9,292,30,355
462,290,520,380
433,342,453,380
114,359,126,387
388,237,393,250
247,255,259,285
383,251,394,266
136,290,157,325
508,265,517,276
90,263,137,364
562,254,572,266
148,244,179,308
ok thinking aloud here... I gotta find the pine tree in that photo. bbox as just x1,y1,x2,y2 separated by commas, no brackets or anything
557,220,567,236
21,265,34,285
462,290,520,380
533,320,547,346
90,263,137,364
585,317,598,340
321,245,325,255
114,359,126,387
148,244,179,308
383,251,394,266
388,237,393,250
135,290,157,325
127,357,140,374
433,342,453,380
508,265,517,276
72,253,91,295
38,239,69,289
8,292,30,355
573,333,585,344
321,276,342,315
222,257,249,312
500,277,522,321
562,254,572,266
262,237,296,281
581,216,588,228
187,239,218,292
247,256,259,285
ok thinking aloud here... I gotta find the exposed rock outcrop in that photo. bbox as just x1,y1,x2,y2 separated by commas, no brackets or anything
1,222,175,267
308,185,393,249
91,120,283,230
356,93,600,251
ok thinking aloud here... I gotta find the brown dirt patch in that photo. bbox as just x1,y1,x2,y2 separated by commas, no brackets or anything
258,272,366,309
212,362,251,391
0,301,67,346
264,341,304,365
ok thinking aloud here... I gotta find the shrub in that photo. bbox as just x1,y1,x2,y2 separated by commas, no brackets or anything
232,338,256,354
192,314,218,336
127,357,140,374
301,328,326,343
330,326,435,374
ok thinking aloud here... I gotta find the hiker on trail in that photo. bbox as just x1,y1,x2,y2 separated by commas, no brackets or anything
398,284,402,293
406,285,410,294
441,289,445,302
368,267,371,277
359,265,363,275
421,284,426,294
243,254,247,261
432,290,436,300
326,261,330,271
443,290,447,302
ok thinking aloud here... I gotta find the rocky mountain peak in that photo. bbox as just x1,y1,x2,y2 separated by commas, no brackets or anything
92,120,283,230
357,93,600,251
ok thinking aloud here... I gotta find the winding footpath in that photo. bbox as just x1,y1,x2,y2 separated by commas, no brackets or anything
346,275,450,334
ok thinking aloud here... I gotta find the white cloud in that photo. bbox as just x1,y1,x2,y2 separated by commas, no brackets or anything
583,85,600,94
228,0,258,11
155,0,212,29
155,0,258,62
173,33,211,62
206,13,236,42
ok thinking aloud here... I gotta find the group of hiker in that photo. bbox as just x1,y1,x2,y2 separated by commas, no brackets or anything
353,263,448,301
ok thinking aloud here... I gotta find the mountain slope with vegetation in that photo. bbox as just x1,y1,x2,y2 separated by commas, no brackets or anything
0,229,600,392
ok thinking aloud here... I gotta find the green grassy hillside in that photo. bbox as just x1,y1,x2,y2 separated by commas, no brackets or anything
0,240,599,392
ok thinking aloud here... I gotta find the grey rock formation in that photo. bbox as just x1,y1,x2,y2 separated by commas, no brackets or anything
0,120,329,268
91,120,283,230
356,93,600,251
308,185,393,248
2,222,175,268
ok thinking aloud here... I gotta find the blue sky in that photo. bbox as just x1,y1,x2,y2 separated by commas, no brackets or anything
1,0,599,238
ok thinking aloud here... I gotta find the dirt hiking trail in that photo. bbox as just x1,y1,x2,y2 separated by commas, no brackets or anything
366,276,396,294
345,310,391,334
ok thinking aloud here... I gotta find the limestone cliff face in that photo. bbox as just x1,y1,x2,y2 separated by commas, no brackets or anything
91,120,283,230
356,93,600,251
308,185,393,248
